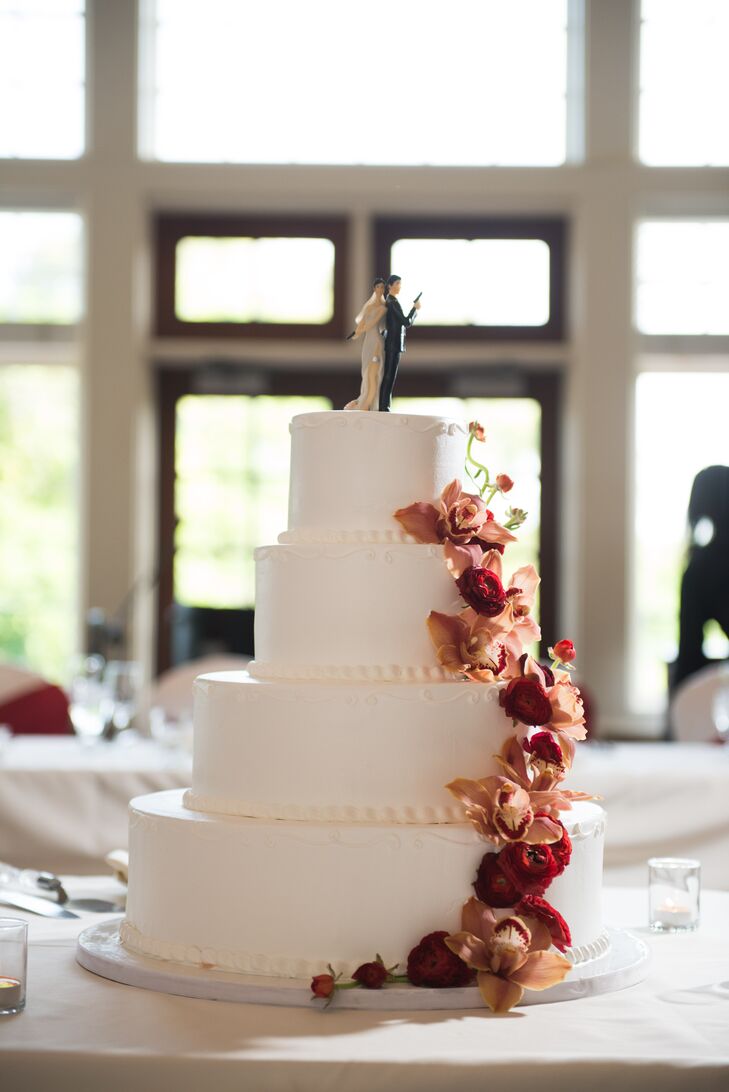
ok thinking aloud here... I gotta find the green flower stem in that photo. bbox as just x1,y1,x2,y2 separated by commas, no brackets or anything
465,432,491,498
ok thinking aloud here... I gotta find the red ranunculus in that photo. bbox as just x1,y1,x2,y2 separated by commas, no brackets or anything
553,639,576,663
456,566,507,617
500,677,553,726
495,473,514,493
352,961,388,989
523,731,564,767
407,931,475,988
498,841,561,897
469,420,486,442
547,817,572,873
516,895,572,952
473,851,521,908
311,974,335,999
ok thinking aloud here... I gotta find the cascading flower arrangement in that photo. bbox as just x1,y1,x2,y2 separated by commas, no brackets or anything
311,420,592,1014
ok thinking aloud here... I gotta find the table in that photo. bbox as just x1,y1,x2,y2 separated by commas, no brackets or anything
569,742,729,888
0,735,190,873
1,738,728,888
0,885,726,1092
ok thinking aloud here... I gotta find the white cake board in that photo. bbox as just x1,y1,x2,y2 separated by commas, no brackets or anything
77,919,650,1010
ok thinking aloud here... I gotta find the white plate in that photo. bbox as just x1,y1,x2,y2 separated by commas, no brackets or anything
77,919,650,1010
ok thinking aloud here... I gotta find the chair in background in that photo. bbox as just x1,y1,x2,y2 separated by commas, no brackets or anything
669,662,729,742
0,663,71,735
137,654,251,734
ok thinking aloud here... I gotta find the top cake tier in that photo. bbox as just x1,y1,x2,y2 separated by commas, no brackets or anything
280,411,467,543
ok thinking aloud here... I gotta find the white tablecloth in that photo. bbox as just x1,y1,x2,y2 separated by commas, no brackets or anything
0,885,726,1092
568,742,729,888
0,736,190,873
1,738,728,888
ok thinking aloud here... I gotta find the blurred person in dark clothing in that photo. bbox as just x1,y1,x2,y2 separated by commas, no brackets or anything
674,465,729,690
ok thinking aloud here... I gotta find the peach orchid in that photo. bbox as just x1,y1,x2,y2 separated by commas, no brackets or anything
445,897,571,1014
394,480,517,578
426,610,507,682
445,774,565,846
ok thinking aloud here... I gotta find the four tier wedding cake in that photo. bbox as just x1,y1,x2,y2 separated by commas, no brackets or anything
120,411,606,1011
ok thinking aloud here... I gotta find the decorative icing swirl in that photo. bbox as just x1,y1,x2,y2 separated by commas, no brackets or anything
247,661,452,682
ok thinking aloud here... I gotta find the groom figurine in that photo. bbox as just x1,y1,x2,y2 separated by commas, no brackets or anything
378,275,421,411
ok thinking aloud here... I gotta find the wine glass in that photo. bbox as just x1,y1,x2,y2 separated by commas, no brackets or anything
68,654,107,744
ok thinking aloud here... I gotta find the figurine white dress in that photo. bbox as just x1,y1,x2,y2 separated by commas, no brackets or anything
344,283,386,412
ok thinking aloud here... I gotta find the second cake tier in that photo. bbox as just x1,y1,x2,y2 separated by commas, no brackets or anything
185,672,515,823
250,542,458,680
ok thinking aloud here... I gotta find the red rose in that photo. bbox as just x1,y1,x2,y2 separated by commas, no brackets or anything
456,566,507,617
500,677,552,726
516,895,572,952
553,639,576,663
407,931,475,988
524,731,564,767
473,852,521,908
495,473,514,493
498,842,560,897
352,961,388,989
311,973,335,999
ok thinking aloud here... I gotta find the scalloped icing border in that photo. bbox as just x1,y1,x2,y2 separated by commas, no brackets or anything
119,920,610,980
278,528,414,544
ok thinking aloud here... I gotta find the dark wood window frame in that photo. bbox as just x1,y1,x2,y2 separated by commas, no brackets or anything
154,213,349,339
155,365,562,673
374,216,567,342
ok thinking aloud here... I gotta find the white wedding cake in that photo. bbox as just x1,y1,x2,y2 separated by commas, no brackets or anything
120,412,607,984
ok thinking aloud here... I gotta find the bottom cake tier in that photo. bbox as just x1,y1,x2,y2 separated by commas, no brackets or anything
121,791,608,979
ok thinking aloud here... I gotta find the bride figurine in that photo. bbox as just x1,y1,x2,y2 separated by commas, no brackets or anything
344,277,386,411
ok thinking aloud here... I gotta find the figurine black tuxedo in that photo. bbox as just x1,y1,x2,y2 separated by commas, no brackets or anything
378,276,420,411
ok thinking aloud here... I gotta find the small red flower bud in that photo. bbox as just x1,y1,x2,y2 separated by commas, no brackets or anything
495,473,514,493
468,420,486,442
310,974,335,999
352,961,388,989
553,639,576,663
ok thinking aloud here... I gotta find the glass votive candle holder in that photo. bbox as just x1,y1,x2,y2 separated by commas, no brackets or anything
648,857,700,933
0,918,27,1014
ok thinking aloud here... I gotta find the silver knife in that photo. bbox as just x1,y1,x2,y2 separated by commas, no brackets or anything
0,890,80,919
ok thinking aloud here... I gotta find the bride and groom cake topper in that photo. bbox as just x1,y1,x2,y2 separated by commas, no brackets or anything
345,275,422,412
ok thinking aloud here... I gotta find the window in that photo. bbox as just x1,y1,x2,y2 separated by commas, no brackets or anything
174,394,330,609
390,239,550,327
142,0,570,166
0,0,86,160
155,215,347,337
639,0,729,166
375,217,567,340
635,220,729,335
631,370,729,713
0,365,79,682
0,211,84,324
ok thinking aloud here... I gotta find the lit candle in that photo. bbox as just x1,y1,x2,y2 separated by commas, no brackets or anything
0,976,22,1008
655,897,693,927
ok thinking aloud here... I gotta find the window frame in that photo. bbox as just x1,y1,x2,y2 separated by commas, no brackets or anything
155,364,562,672
374,216,568,342
154,213,349,339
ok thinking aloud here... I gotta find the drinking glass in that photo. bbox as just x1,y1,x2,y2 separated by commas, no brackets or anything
0,918,27,1015
711,678,729,743
68,654,107,744
648,857,700,932
101,661,142,737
